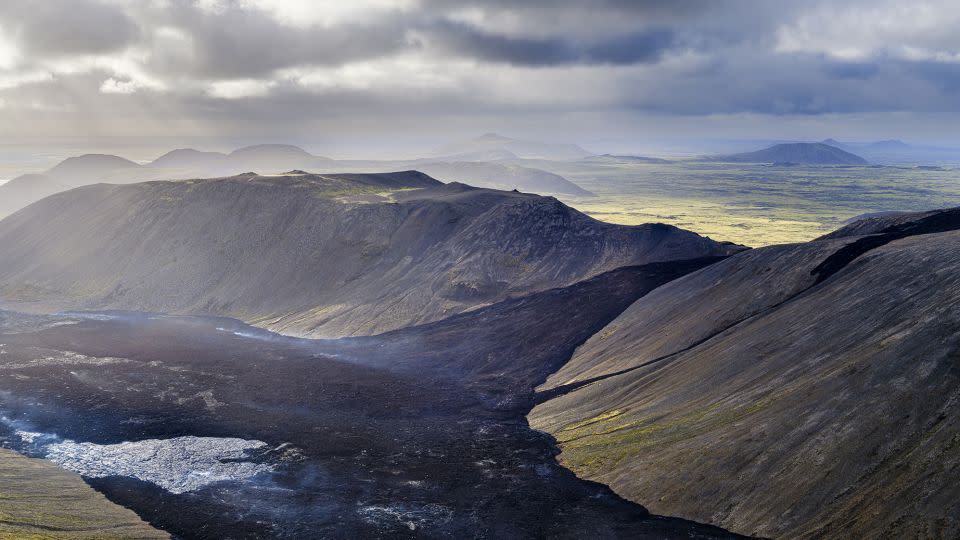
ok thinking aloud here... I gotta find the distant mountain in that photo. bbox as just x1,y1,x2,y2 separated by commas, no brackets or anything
530,206,960,538
0,172,738,337
707,142,868,165
149,148,230,170
46,154,144,185
582,154,672,164
228,144,331,171
0,143,597,219
149,145,331,173
867,139,910,150
416,161,594,196
0,174,71,219
822,138,910,151
437,133,593,161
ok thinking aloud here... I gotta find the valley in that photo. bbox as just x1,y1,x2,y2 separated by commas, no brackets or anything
0,260,743,539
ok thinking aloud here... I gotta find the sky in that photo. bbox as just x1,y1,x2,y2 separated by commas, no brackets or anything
1,0,959,153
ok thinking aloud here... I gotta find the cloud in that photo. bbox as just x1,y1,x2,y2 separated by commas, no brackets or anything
144,1,410,78
821,60,881,80
0,0,140,58
420,21,676,66
206,78,275,99
584,30,675,64
0,0,957,140
100,77,142,94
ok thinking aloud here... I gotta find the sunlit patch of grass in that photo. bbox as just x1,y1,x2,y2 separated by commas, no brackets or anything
550,162,960,247
0,449,167,538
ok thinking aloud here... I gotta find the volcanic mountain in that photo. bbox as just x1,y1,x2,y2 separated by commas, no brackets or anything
149,148,232,171
529,206,960,538
707,142,868,165
0,171,738,337
227,144,332,171
46,153,144,184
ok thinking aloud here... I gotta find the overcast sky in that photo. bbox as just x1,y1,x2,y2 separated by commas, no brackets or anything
1,0,959,151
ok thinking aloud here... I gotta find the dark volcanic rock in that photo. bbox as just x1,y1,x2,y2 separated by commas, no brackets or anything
0,172,738,337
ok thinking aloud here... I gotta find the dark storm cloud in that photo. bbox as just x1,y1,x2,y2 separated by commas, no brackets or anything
422,20,576,66
423,21,675,66
903,60,960,92
822,61,881,80
0,0,958,138
584,30,676,64
0,0,139,57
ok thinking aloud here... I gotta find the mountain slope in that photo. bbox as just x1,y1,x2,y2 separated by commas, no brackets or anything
0,171,738,337
530,207,960,538
707,143,868,165
0,174,71,219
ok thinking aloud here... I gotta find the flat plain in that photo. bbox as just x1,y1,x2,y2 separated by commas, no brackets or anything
549,161,960,246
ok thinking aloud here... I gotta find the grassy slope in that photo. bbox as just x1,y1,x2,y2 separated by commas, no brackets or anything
0,448,167,539
530,212,960,538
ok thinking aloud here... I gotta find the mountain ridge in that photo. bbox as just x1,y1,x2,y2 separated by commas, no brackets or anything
0,171,739,337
